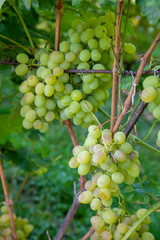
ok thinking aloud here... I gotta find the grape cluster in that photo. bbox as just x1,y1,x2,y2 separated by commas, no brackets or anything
141,75,160,147
15,11,136,132
90,208,154,240
0,205,34,240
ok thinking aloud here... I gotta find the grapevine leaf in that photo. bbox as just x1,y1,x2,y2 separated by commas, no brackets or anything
37,0,54,10
72,0,83,7
23,0,32,9
0,0,6,8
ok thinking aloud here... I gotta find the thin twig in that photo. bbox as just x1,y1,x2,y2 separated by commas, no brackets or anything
81,226,94,240
0,152,17,240
47,231,52,240
111,0,124,132
55,0,63,51
113,31,160,135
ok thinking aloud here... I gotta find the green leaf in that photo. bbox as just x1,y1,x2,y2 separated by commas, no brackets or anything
23,0,32,9
72,0,83,7
37,0,54,10
0,0,6,8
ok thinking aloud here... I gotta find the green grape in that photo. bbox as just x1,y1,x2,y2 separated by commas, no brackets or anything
108,164,119,174
50,51,64,63
1,205,8,214
69,156,80,168
153,88,160,105
85,180,96,191
152,106,160,119
76,110,86,119
70,32,81,43
45,112,55,122
77,150,91,164
106,11,115,22
87,16,97,28
34,95,46,107
23,224,34,237
143,76,159,88
35,82,45,95
63,84,73,95
90,49,101,61
97,174,111,189
124,173,135,185
36,66,45,78
22,119,33,129
141,86,157,103
119,158,131,169
40,53,49,65
17,53,29,64
136,209,147,219
88,39,98,50
53,67,64,77
138,224,149,235
114,150,126,162
59,73,69,83
82,74,94,83
25,109,36,122
41,68,52,79
80,100,93,112
60,95,72,107
76,21,86,33
94,89,105,101
79,49,91,62
68,28,75,37
95,26,107,38
2,228,12,236
102,197,113,207
102,208,117,224
34,48,47,60
101,230,112,240
88,125,101,138
72,145,86,156
70,43,83,54
54,80,64,92
119,142,133,154
60,60,70,70
39,122,49,133
64,107,74,119
71,90,82,101
78,163,90,175
127,163,140,177
105,23,115,37
19,80,31,94
36,107,47,117
90,198,101,211
65,52,76,62
15,64,28,76
45,74,57,85
100,156,113,170
93,64,105,77
69,101,81,113
72,116,82,125
142,232,155,240
101,133,112,145
85,136,97,148
33,120,43,130
124,43,136,54
77,62,90,70
44,85,54,97
99,38,111,50
93,188,100,198
22,92,35,105
90,216,105,230
20,105,32,117
47,60,59,70
117,223,128,234
83,83,93,94
81,29,95,43
27,75,39,87
78,190,93,204
59,41,70,52
99,188,111,201
111,172,124,184
114,132,126,144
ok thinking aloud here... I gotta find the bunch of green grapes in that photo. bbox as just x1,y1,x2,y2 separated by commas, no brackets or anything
15,11,136,133
141,75,160,147
90,208,154,240
0,205,34,240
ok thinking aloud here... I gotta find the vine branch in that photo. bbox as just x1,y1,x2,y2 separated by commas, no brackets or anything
111,0,124,132
112,31,160,135
0,152,17,240
81,226,94,240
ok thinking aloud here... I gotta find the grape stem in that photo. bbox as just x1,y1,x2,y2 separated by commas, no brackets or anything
112,31,160,135
122,201,160,240
0,151,17,240
111,0,124,132
55,0,63,51
81,226,94,240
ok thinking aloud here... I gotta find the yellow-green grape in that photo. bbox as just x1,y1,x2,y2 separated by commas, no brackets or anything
90,216,105,231
101,231,112,240
41,68,52,79
90,231,101,240
153,106,160,119
33,120,43,130
35,82,45,95
92,150,106,164
69,157,80,168
113,131,126,144
127,163,140,177
119,142,133,155
114,150,126,162
36,107,47,117
143,76,159,88
22,119,33,129
117,223,128,234
59,41,70,52
22,92,35,105
99,188,111,201
17,53,29,64
45,74,57,85
111,172,125,184
78,190,93,204
77,150,91,164
0,214,10,223
78,163,90,175
101,197,113,207
40,53,49,65
53,67,64,77
97,175,111,189
34,95,46,107
19,81,31,93
141,86,157,103
142,232,155,240
45,112,55,122
2,228,12,236
65,52,76,62
27,75,39,87
39,122,49,133
90,198,101,211
101,208,117,224
1,205,8,214
25,110,36,122
72,145,86,156
71,90,82,101
85,180,96,191
88,125,101,138
15,64,29,76
20,105,32,117
124,43,136,54
50,51,64,63
44,85,54,97
23,224,34,237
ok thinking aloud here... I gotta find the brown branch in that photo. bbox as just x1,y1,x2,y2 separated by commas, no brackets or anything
53,190,82,240
111,0,124,132
81,226,94,240
55,0,63,51
123,100,148,137
63,119,78,147
112,31,160,135
0,152,17,240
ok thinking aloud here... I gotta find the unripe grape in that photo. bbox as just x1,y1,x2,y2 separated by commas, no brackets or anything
59,41,70,52
119,142,133,154
33,120,43,129
60,60,70,70
142,232,155,240
17,53,29,64
65,52,76,62
90,49,101,61
141,86,157,103
44,85,54,97
102,197,113,207
82,74,94,83
69,101,81,113
97,174,111,189
22,119,33,129
19,81,31,93
88,125,101,138
36,107,47,117
92,150,106,164
101,208,117,224
34,95,46,107
90,198,101,211
20,105,32,117
81,29,94,43
23,224,34,236
114,132,126,144
111,172,124,184
90,216,105,230
77,150,91,164
78,190,93,204
45,74,57,85
114,150,126,162
41,68,52,79
153,106,160,119
124,43,136,54
45,112,55,122
127,163,140,177
143,76,159,88
99,38,111,50
94,89,105,101
40,53,49,65
79,49,91,62
99,188,111,201
73,146,86,156
101,230,112,240
22,92,35,105
50,51,64,63
39,122,49,133
69,157,79,168
25,110,37,122
53,67,64,77
95,26,107,38
77,62,90,70
78,163,90,175
35,82,45,95
1,205,8,214
15,64,28,76
88,39,98,50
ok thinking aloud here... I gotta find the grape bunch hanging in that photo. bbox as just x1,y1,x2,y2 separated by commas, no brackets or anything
15,11,136,133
